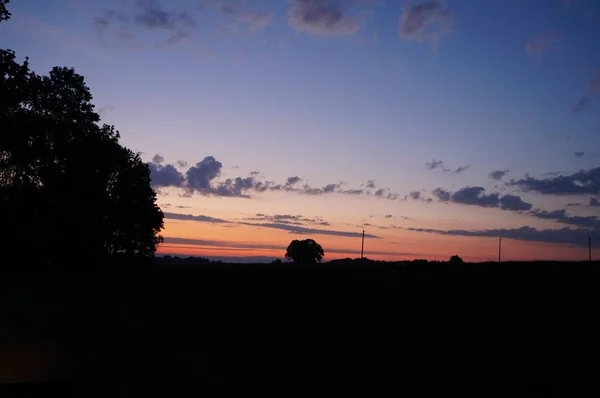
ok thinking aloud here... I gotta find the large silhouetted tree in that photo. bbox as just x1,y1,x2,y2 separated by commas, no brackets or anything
285,239,325,264
0,47,164,264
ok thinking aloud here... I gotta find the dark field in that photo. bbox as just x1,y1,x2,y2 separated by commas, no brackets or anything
2,260,600,396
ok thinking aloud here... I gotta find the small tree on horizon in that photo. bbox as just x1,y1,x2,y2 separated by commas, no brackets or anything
285,239,324,264
449,255,464,264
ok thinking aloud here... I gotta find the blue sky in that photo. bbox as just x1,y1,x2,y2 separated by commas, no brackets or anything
2,0,600,261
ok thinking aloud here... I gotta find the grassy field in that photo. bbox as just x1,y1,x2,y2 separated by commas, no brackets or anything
2,259,599,396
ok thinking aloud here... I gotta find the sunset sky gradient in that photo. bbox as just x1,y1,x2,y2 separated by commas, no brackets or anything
2,0,599,261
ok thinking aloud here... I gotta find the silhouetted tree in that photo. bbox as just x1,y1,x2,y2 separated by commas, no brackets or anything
0,49,164,264
271,259,283,265
285,239,324,264
0,0,10,22
449,255,464,264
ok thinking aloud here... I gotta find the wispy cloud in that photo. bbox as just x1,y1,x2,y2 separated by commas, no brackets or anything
239,222,380,239
575,151,585,158
454,165,470,174
406,226,598,247
243,213,329,226
134,0,196,31
425,159,449,171
425,159,469,174
164,212,231,223
203,0,273,34
92,0,196,48
529,209,600,229
288,0,363,37
398,0,453,48
573,97,591,112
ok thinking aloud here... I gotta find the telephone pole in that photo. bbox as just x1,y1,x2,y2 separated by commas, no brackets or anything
498,238,502,262
361,230,365,259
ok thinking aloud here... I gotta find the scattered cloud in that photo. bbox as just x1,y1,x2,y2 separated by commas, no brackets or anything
204,0,273,34
566,202,583,207
573,97,591,112
575,151,585,158
364,179,376,189
164,212,230,223
432,186,533,211
526,33,559,55
176,160,188,168
499,194,534,211
134,1,196,31
406,226,598,247
589,197,600,207
506,167,600,195
425,159,467,174
286,176,302,185
185,156,223,190
432,187,451,202
425,159,447,171
288,0,362,37
385,214,393,218
408,191,421,200
152,153,164,164
398,0,453,48
373,188,401,201
489,169,510,181
148,162,186,187
92,1,196,47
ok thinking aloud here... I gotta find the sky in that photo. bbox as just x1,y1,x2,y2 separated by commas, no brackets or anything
2,0,600,262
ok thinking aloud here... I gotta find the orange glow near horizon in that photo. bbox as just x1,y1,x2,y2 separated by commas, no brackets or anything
158,219,592,262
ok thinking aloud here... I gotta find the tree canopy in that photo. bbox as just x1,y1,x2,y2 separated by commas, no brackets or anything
0,0,10,22
0,46,164,265
285,239,325,264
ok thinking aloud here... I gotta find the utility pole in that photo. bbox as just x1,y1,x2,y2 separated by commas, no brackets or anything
498,238,502,262
361,230,365,259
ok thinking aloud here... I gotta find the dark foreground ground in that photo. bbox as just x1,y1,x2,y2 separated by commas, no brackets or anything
2,260,600,397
